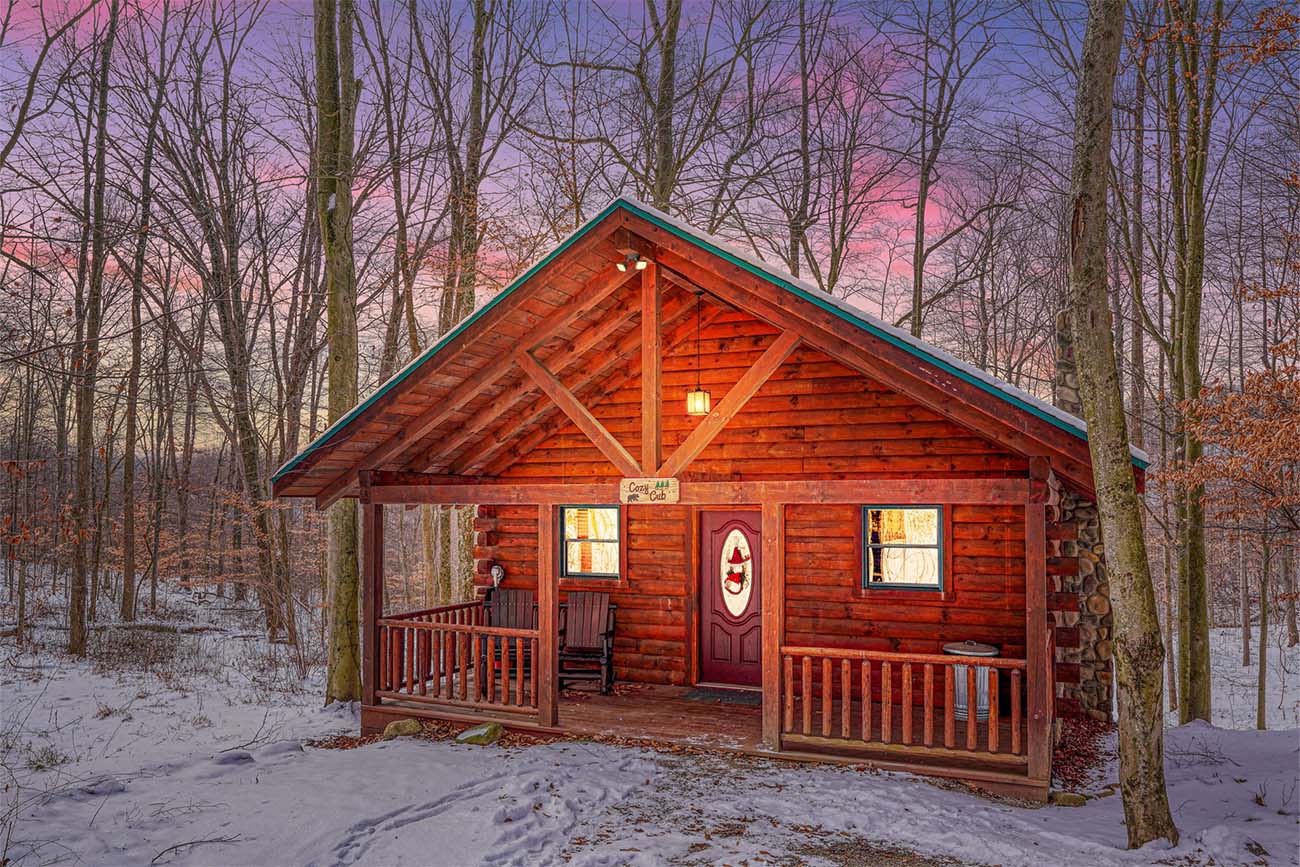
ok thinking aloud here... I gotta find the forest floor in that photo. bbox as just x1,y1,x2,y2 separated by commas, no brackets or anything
2,587,1297,867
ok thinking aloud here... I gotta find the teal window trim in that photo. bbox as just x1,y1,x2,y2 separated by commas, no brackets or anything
861,505,945,592
559,505,621,580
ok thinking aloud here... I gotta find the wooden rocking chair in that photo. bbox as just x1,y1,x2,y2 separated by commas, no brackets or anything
558,591,616,694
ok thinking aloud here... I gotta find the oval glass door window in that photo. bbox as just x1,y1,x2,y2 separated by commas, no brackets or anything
719,528,753,617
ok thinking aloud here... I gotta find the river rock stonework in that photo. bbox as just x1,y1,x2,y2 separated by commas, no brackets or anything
1050,310,1114,720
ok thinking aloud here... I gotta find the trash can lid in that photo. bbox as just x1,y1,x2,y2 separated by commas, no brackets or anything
943,640,999,657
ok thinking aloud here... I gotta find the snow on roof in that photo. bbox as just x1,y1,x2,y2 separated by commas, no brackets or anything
274,196,1148,485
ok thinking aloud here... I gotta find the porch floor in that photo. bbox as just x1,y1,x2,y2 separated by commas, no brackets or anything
559,684,764,753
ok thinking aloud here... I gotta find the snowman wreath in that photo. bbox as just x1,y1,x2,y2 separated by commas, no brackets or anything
722,545,751,596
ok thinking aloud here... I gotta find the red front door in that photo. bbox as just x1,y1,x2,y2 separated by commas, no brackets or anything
700,511,762,686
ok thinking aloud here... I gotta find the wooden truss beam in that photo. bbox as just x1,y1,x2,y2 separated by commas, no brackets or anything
656,330,800,478
638,223,1099,494
516,351,642,477
362,475,1034,505
641,262,662,472
314,265,639,508
468,299,724,478
400,289,646,473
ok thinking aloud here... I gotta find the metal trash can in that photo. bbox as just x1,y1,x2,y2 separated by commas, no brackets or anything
944,640,999,721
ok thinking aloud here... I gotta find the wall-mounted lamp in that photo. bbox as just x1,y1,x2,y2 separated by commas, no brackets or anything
490,563,506,588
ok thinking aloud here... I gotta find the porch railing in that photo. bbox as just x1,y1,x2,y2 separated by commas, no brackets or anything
779,645,1029,761
376,601,540,715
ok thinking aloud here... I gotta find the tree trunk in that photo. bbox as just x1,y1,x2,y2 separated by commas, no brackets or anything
1282,544,1297,647
316,0,362,703
1239,535,1251,665
1067,0,1177,846
1256,542,1270,731
70,0,121,655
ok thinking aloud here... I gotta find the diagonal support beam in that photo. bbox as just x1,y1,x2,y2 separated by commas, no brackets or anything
399,290,647,473
474,303,726,477
313,266,638,508
516,351,643,477
656,330,801,479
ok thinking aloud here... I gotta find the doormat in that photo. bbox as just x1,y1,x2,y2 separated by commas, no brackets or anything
682,687,762,706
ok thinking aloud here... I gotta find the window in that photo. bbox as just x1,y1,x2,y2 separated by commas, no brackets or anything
560,506,620,579
862,506,943,591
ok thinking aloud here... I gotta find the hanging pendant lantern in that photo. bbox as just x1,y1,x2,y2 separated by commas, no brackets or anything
686,289,711,416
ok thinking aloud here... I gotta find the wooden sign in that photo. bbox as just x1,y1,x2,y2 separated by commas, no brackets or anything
619,477,680,504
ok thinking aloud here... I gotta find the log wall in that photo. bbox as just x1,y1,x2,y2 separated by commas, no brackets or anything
472,310,1040,688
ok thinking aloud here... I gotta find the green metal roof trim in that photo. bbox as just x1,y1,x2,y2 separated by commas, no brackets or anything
275,196,1147,487
272,198,626,484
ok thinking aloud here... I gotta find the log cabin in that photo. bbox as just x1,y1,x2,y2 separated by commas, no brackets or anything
272,197,1145,800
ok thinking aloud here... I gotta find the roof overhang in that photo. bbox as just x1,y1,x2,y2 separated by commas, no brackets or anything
273,197,1146,503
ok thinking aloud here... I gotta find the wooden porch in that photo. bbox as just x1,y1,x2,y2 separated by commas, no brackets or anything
364,676,1041,796
362,555,1052,800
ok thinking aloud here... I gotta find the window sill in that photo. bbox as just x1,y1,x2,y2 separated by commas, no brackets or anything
856,585,954,604
559,576,625,592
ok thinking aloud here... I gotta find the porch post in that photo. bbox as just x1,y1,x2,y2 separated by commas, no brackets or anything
761,502,785,749
1025,495,1051,782
360,494,384,707
537,503,559,726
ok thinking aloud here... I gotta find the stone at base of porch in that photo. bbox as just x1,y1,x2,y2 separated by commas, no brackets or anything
358,684,1049,803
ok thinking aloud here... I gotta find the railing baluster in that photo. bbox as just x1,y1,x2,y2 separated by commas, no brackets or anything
944,664,955,748
901,662,913,746
515,637,524,706
988,669,1000,753
431,628,442,698
418,630,428,696
840,659,851,739
471,628,481,701
462,634,473,701
530,638,538,708
783,656,794,733
1011,669,1022,755
390,627,401,693
861,659,872,742
501,635,511,705
406,627,415,695
821,658,832,737
881,661,892,743
801,656,812,735
923,663,934,746
966,664,978,750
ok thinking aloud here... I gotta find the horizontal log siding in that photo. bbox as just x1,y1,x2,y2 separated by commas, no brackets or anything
474,505,692,685
489,312,1027,482
471,309,1029,685
784,504,1027,660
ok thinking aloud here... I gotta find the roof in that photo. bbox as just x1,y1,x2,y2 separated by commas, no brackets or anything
273,197,1146,500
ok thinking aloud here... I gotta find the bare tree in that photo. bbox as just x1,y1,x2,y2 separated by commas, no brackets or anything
1067,0,1176,846
315,0,362,702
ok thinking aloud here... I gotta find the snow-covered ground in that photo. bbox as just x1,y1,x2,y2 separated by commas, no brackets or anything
1169,626,1300,730
3,598,1298,866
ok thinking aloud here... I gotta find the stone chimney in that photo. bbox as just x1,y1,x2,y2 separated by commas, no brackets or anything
1047,311,1113,721
1053,310,1083,417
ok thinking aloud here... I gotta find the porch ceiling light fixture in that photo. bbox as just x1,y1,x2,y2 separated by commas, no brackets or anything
616,251,649,272
685,289,711,416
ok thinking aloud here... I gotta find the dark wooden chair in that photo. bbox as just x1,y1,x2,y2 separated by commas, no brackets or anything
479,588,537,698
558,591,616,694
484,587,538,630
